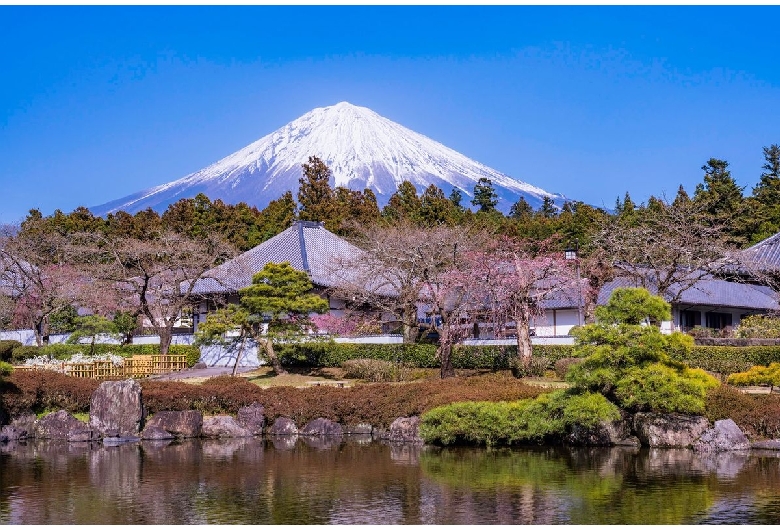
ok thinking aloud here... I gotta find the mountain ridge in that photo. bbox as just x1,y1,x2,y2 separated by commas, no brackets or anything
92,102,568,216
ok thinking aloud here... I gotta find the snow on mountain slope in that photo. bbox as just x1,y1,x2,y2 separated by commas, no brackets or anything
92,102,567,216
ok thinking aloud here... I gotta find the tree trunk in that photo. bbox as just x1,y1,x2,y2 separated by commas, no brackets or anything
515,312,533,368
158,326,173,356
259,338,287,375
438,326,455,378
402,304,420,343
232,334,247,377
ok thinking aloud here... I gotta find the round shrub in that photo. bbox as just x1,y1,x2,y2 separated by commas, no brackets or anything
340,358,411,382
554,357,583,380
0,340,22,362
509,356,549,378
11,345,40,363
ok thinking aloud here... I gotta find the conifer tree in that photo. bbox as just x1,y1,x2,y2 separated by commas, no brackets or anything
471,178,499,213
509,197,533,220
298,156,338,230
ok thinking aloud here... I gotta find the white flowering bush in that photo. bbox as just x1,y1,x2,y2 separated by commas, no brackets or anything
23,353,125,371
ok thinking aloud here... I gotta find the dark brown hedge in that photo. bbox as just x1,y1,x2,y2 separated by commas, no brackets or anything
706,384,780,439
2,370,545,430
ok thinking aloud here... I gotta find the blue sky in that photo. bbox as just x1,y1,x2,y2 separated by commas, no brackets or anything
2,5,780,223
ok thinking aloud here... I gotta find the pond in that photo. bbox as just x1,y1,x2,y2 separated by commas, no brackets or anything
1,436,779,524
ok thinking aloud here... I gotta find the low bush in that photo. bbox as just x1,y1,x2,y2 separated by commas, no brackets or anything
734,314,780,339
676,346,780,376
0,369,99,417
419,390,620,446
340,359,413,382
277,341,575,370
140,371,548,429
509,356,549,378
554,357,583,380
706,384,780,439
0,340,21,362
7,343,201,367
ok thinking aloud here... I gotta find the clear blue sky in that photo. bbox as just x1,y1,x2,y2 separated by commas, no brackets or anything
2,5,780,223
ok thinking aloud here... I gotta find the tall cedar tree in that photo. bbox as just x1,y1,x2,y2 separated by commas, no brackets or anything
298,156,338,230
471,177,499,213
693,158,745,244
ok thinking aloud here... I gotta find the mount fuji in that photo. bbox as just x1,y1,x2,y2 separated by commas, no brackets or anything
92,102,568,216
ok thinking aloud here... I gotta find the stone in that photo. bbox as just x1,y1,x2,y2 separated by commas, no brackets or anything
383,416,423,444
67,429,97,443
267,417,298,435
202,415,253,438
269,434,298,451
193,362,207,369
89,379,144,438
142,410,203,439
693,419,751,453
300,418,343,437
35,410,89,440
751,439,780,450
614,436,642,447
141,425,175,440
567,414,632,446
633,413,710,448
236,402,265,435
344,423,373,435
0,413,36,442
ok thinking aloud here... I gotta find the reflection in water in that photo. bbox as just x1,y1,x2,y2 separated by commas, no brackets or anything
1,438,779,524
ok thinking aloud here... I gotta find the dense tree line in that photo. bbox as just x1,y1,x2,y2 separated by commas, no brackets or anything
2,146,779,359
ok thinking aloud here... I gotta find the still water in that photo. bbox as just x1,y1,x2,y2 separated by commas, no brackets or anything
1,435,779,524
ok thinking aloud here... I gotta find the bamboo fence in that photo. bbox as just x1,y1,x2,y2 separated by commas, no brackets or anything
14,355,188,380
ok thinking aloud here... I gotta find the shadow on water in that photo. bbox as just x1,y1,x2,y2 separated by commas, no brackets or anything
1,437,779,524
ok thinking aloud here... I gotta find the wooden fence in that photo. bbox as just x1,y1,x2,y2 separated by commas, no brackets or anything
13,355,188,380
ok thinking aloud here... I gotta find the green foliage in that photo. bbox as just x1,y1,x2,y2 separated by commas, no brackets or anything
48,305,79,334
419,390,620,446
567,287,717,414
240,262,330,317
0,360,12,379
673,345,780,377
594,287,671,325
727,362,780,389
7,343,200,366
66,315,120,354
735,314,780,338
0,340,22,362
614,364,718,414
509,355,549,378
471,177,499,213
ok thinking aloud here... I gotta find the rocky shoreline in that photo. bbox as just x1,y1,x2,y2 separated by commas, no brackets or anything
1,379,778,452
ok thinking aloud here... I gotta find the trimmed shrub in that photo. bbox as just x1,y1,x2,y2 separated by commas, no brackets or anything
277,341,575,370
419,390,620,446
613,364,718,414
0,361,11,378
554,357,583,380
0,340,21,362
706,384,780,439
735,315,780,339
509,356,549,378
676,345,780,377
0,369,99,417
340,359,413,382
7,343,201,367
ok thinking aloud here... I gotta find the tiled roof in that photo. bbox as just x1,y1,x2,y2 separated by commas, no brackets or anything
597,275,778,311
739,231,780,272
189,221,365,295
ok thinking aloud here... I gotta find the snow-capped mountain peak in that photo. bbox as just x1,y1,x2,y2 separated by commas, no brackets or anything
92,102,567,215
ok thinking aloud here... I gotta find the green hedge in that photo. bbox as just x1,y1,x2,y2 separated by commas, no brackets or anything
278,341,780,374
0,340,22,362
277,342,576,370
9,343,201,367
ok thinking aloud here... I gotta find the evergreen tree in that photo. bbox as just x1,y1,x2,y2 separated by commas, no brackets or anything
672,185,691,208
471,178,499,213
693,158,745,242
382,180,423,224
298,156,338,230
748,144,780,243
537,196,558,218
449,188,464,210
509,197,533,220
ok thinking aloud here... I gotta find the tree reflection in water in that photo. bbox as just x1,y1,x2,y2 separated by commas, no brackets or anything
1,438,779,524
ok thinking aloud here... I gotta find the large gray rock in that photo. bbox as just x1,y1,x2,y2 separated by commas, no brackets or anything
693,419,751,453
751,439,780,450
35,410,90,440
567,413,632,446
142,410,203,439
202,415,253,438
267,417,298,435
89,379,144,438
236,402,265,435
300,418,343,437
0,413,37,442
344,423,373,435
633,413,710,448
383,416,423,444
140,425,175,441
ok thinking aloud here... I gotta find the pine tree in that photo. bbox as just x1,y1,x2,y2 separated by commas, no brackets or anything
509,197,533,220
298,156,338,229
537,196,558,218
693,158,745,242
471,178,499,213
382,181,423,223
